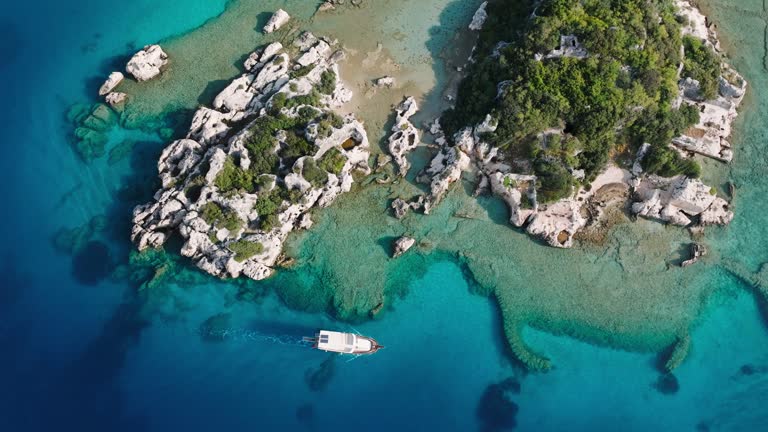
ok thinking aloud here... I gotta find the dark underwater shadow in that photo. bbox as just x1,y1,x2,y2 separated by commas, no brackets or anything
198,79,231,105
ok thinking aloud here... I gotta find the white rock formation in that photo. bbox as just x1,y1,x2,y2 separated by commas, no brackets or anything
631,176,732,227
263,9,291,34
105,92,127,107
672,68,747,162
375,76,396,88
132,34,370,281
387,97,420,177
392,236,416,258
99,72,124,96
126,45,168,82
469,1,489,31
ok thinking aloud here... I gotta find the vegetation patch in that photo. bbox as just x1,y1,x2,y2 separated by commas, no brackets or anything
228,240,264,262
201,202,244,232
682,35,721,100
442,0,705,187
318,148,347,175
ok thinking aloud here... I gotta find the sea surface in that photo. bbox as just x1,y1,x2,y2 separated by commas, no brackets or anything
1,1,767,431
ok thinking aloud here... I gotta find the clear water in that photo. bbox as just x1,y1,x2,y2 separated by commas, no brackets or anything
2,0,768,431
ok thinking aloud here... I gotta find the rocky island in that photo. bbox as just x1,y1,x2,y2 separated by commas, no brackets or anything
130,31,372,281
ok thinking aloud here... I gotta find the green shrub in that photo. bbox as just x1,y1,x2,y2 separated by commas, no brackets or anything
200,202,244,232
280,131,315,165
286,90,321,109
290,64,314,79
682,35,721,100
215,157,256,193
302,158,328,187
317,69,337,95
228,240,264,262
318,148,348,175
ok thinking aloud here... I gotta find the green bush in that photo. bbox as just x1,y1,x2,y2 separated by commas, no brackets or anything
301,158,328,187
215,157,256,193
200,202,244,232
682,35,721,100
228,240,264,262
318,148,348,175
280,131,315,165
317,69,337,95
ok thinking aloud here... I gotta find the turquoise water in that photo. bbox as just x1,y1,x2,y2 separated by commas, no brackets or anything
2,0,768,430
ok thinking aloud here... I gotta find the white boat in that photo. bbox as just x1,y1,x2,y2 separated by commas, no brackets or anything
305,330,382,355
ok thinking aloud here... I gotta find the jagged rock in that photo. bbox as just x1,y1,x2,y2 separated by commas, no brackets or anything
126,45,168,82
244,42,283,71
263,9,290,34
298,213,313,230
489,173,537,227
632,176,732,227
526,199,585,248
387,97,420,177
157,139,203,188
187,107,237,146
682,243,707,267
98,72,124,96
105,92,127,107
392,236,415,258
375,76,395,88
391,197,423,219
469,1,488,31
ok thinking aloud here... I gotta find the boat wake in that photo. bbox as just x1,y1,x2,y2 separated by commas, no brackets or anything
198,327,314,348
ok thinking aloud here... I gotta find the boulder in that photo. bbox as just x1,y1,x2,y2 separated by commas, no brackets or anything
99,72,124,96
126,45,168,82
263,9,290,34
392,236,416,258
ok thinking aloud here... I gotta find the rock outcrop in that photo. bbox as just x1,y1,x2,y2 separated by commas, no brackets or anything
387,97,420,177
392,236,415,258
126,45,168,82
98,72,124,96
132,34,369,281
263,9,290,34
469,1,488,31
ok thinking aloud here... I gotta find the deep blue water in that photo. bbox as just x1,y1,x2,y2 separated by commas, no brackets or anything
2,1,768,431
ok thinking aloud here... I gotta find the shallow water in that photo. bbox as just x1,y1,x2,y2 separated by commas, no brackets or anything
2,0,768,430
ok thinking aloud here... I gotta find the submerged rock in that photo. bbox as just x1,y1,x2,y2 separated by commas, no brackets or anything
681,243,707,267
263,9,290,34
126,44,168,81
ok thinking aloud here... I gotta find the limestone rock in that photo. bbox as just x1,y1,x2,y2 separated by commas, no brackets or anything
98,72,124,96
105,92,128,107
263,9,290,34
392,236,415,258
469,1,488,31
126,45,168,82
375,76,395,88
681,242,707,267
387,97,420,177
